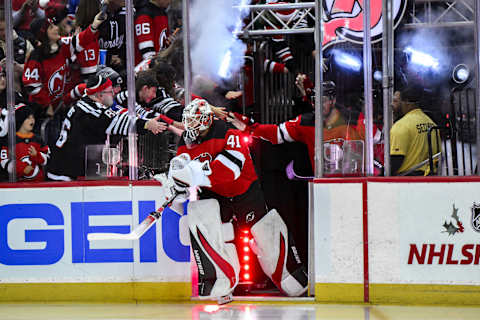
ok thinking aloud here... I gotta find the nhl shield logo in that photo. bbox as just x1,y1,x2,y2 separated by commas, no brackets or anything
471,203,480,232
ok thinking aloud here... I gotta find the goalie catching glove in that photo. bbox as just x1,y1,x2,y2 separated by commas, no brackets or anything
169,153,212,192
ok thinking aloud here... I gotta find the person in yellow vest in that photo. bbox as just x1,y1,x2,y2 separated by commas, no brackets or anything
390,86,439,176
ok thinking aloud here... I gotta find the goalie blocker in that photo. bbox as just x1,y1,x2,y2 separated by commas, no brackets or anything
183,197,308,298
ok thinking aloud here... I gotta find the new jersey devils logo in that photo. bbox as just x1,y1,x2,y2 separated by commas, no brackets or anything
194,152,213,164
323,0,407,49
20,156,40,180
48,66,66,98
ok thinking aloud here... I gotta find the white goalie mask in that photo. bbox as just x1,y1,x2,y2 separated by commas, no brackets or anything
182,98,214,143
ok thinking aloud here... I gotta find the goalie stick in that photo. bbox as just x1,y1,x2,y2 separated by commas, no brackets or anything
285,161,314,181
87,191,181,241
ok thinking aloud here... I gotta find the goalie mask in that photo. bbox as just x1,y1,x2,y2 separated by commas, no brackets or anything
182,98,214,144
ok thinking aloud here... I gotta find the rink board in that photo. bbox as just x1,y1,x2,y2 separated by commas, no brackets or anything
313,177,480,305
2,178,480,304
0,181,191,301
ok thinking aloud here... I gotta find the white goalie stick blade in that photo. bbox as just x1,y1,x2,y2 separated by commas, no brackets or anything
87,215,157,241
285,161,314,181
87,191,180,241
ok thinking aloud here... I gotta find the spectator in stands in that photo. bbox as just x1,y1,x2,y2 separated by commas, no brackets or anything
0,72,9,181
0,60,27,101
74,0,101,81
133,70,180,126
134,0,171,64
135,70,158,106
115,70,160,109
226,79,370,173
47,74,168,181
97,0,128,73
13,0,45,44
296,74,358,132
0,16,34,65
45,2,74,37
0,104,50,182
0,14,32,94
149,61,184,122
390,86,439,176
0,68,32,137
96,67,124,95
23,8,106,116
0,72,13,139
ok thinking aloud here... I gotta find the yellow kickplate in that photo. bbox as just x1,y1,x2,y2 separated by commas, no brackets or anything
315,283,480,305
0,282,191,302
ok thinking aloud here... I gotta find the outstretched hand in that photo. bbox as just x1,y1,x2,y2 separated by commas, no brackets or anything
225,91,242,100
211,105,228,120
226,112,247,131
295,73,307,97
145,116,168,134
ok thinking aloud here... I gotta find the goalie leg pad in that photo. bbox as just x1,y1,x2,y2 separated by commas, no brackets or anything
188,199,240,298
250,209,308,297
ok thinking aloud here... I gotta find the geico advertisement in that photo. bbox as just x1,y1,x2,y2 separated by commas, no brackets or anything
0,186,190,283
369,182,480,285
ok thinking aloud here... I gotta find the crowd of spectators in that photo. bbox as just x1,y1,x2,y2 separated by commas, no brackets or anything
0,0,441,183
0,0,189,182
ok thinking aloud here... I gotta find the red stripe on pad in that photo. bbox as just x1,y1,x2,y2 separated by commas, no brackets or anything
197,229,236,288
271,233,286,289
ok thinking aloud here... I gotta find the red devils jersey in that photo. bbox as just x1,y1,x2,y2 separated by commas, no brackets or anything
23,27,98,109
134,2,169,64
177,120,257,198
0,133,50,182
249,112,361,169
75,39,100,80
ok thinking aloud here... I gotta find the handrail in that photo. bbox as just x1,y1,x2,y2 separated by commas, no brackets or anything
399,152,441,176
427,126,444,175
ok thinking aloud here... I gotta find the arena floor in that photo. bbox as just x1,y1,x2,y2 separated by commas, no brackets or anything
1,302,479,320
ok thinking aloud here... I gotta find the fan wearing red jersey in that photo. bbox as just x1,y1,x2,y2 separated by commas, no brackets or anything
0,104,50,182
134,0,171,64
227,79,384,174
168,99,308,301
22,9,106,113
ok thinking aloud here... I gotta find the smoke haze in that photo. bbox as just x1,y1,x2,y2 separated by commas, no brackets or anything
190,0,250,83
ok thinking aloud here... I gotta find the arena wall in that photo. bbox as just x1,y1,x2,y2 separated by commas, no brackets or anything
0,181,191,302
313,177,480,305
1,178,480,304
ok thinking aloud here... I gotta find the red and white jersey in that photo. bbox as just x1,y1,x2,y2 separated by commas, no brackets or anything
134,2,169,64
247,112,316,160
75,40,99,79
248,112,361,169
0,132,50,182
177,120,258,198
23,27,98,109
